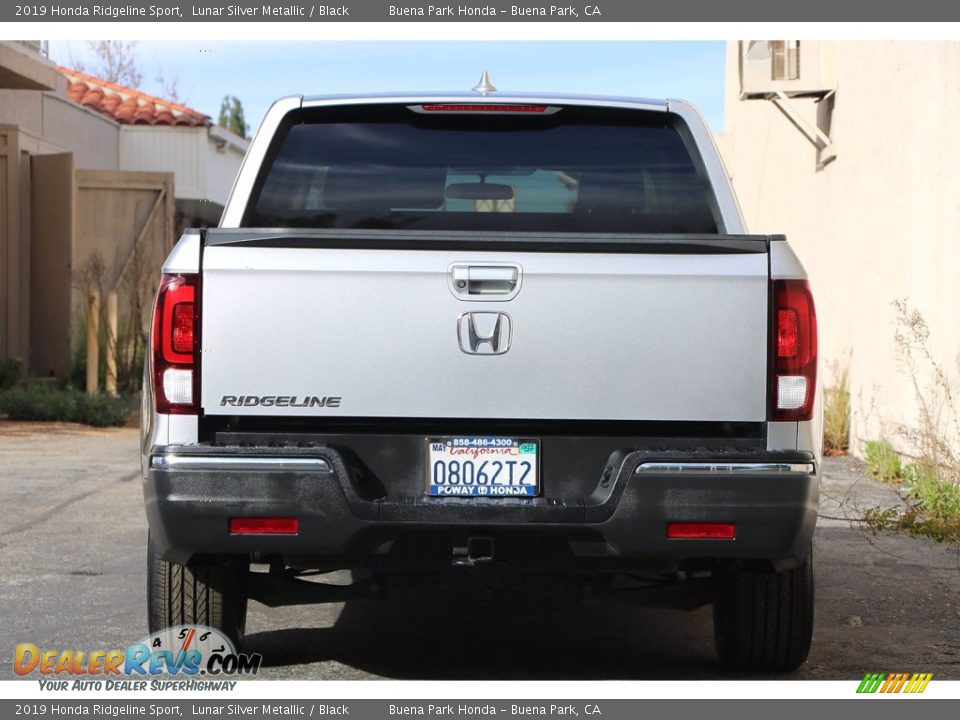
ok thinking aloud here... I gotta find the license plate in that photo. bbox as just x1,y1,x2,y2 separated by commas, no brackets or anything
425,437,540,497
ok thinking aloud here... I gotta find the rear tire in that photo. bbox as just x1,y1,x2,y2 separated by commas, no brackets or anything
147,532,248,648
713,549,814,672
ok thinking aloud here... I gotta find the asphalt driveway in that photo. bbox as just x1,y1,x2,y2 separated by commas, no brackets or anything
1,422,958,680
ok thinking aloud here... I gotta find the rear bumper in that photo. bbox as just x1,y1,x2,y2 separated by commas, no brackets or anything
144,442,818,571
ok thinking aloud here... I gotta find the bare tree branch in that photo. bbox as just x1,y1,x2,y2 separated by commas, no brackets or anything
86,40,142,87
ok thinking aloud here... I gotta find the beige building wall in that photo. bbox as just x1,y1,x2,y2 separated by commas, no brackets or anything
0,80,122,372
119,126,205,198
0,77,120,170
119,125,248,207
721,41,960,455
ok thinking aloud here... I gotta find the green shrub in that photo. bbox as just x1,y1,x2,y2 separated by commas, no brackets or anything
859,455,960,546
858,304,960,545
904,463,960,522
0,358,23,389
823,362,851,455
70,322,146,395
75,392,139,427
864,439,903,482
897,507,960,545
0,386,137,427
69,314,105,391
861,506,899,534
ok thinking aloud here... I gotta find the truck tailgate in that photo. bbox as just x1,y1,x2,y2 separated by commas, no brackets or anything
199,237,769,422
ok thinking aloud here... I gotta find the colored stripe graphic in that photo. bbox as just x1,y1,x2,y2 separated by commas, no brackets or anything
857,673,885,693
889,673,909,693
907,673,933,693
857,672,932,693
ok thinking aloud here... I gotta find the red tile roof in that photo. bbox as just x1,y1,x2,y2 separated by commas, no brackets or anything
59,67,210,127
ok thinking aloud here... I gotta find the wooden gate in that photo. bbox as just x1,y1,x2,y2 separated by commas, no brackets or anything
27,167,174,378
74,170,175,299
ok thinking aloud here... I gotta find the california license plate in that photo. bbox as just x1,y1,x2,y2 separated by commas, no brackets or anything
425,437,540,497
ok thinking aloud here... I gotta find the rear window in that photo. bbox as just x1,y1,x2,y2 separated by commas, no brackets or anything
245,104,720,234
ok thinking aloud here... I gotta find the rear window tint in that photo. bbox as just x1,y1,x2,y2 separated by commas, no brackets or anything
245,105,720,234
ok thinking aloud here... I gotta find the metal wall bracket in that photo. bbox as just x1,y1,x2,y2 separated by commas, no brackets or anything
770,91,837,167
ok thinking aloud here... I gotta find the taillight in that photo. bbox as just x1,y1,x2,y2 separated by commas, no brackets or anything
772,279,817,421
152,273,199,414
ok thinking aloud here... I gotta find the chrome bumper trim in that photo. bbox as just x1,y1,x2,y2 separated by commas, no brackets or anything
151,456,331,472
635,461,816,476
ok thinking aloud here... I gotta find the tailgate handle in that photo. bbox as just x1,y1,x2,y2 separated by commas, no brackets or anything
450,265,520,299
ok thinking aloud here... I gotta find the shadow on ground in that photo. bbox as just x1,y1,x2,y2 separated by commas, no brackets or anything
243,585,743,680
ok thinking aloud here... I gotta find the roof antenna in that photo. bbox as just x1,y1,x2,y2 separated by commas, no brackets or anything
472,69,497,95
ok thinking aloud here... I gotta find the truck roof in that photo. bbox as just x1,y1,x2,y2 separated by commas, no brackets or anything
299,91,672,113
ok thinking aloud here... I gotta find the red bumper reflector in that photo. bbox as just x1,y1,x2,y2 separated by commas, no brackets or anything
666,522,736,539
229,517,299,535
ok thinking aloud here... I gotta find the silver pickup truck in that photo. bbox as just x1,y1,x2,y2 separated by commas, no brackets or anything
142,89,821,672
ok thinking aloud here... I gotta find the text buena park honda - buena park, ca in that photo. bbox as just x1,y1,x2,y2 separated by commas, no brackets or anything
389,706,602,716
390,5,602,16
14,5,349,19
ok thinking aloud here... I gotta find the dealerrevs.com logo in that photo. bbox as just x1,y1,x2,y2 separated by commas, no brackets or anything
15,625,261,690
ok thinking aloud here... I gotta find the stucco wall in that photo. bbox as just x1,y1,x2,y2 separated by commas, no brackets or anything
0,85,120,170
721,41,960,455
41,94,120,170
